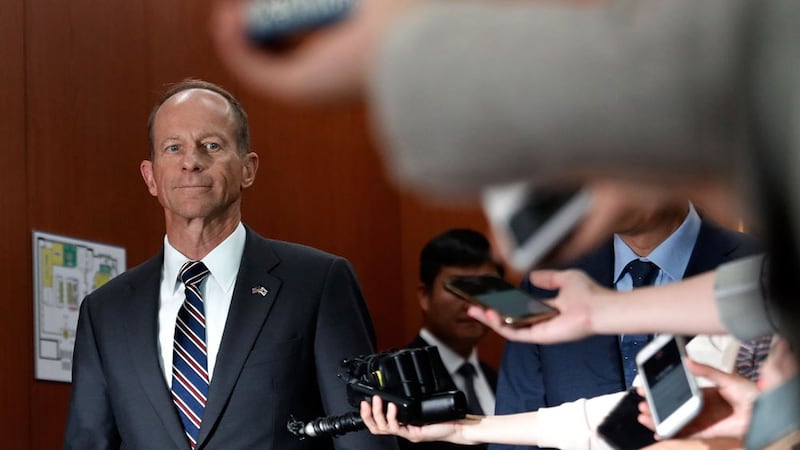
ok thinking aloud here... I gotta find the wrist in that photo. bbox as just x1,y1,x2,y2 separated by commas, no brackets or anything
588,288,618,335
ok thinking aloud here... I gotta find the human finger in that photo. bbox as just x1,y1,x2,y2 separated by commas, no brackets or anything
360,400,382,434
371,395,390,431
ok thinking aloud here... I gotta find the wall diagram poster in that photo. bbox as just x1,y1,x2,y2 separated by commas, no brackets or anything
33,231,126,382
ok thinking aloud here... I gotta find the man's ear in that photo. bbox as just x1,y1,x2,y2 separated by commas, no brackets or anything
241,152,259,188
140,160,158,197
417,282,431,312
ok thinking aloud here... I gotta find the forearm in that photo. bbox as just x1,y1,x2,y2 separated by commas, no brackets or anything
451,393,628,449
592,271,727,336
591,255,776,339
457,412,543,446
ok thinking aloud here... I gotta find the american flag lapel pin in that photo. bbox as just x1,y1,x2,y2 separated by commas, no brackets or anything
251,286,268,297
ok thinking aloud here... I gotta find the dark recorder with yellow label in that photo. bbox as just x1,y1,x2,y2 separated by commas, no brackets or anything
445,275,559,327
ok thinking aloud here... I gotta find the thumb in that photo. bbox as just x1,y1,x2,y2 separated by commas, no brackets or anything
529,270,566,290
686,359,735,385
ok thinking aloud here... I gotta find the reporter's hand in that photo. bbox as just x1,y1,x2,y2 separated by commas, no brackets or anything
758,337,798,391
547,180,686,264
210,0,420,104
532,179,740,266
637,360,759,441
467,269,611,344
359,395,479,444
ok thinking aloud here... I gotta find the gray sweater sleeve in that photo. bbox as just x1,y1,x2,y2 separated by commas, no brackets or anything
714,255,780,341
368,0,749,197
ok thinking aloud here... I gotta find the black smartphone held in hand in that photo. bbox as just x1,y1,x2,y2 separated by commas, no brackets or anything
597,389,658,450
244,0,355,45
445,275,558,327
636,335,703,438
482,182,592,273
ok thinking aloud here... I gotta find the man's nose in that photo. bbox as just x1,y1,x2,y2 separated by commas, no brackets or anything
181,146,205,171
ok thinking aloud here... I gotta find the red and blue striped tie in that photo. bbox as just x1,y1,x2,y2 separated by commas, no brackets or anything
171,261,211,449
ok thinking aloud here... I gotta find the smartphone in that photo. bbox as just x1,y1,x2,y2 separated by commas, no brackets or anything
445,275,559,327
244,0,355,45
482,182,592,273
597,389,658,450
635,335,703,438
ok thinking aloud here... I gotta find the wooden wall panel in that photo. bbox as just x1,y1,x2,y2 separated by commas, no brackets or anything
26,0,153,446
15,0,501,446
20,0,403,446
240,103,405,348
0,0,30,446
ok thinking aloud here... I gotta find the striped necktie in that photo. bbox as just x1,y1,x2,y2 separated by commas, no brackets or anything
171,261,211,449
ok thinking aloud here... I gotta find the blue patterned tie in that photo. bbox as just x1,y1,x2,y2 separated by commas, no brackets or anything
620,259,659,387
171,261,211,449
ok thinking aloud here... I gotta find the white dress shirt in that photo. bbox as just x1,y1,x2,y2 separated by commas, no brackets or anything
419,328,496,415
612,203,702,291
157,223,246,385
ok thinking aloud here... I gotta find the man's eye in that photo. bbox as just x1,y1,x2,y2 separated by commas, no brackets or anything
204,142,221,151
165,144,180,153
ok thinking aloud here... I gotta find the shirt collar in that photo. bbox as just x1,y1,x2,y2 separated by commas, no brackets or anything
164,222,246,293
419,328,480,375
613,203,701,284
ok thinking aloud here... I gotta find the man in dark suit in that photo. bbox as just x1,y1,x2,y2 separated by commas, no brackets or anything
402,228,501,450
64,79,398,450
490,203,761,450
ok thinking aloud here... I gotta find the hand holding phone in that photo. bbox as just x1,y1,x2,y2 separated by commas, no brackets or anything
636,335,703,438
482,182,592,273
444,275,558,327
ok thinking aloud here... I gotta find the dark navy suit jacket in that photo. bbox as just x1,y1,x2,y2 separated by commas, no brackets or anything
490,219,761,450
400,334,498,450
64,226,399,450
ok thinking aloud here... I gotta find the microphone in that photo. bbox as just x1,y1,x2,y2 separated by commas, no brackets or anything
287,412,364,438
287,347,467,440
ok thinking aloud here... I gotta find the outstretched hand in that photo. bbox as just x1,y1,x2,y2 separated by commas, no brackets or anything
359,395,480,445
467,269,611,344
637,360,759,441
210,0,420,104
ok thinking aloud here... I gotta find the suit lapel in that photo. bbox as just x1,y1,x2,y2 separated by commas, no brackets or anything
195,230,282,448
684,219,737,277
122,252,189,450
577,241,625,389
577,240,616,287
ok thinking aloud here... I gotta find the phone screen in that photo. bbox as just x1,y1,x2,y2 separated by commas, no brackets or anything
641,339,694,422
445,276,557,323
508,188,581,247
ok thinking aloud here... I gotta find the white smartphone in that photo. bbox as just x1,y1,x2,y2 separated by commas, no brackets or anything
244,0,355,45
482,182,592,273
635,335,703,438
